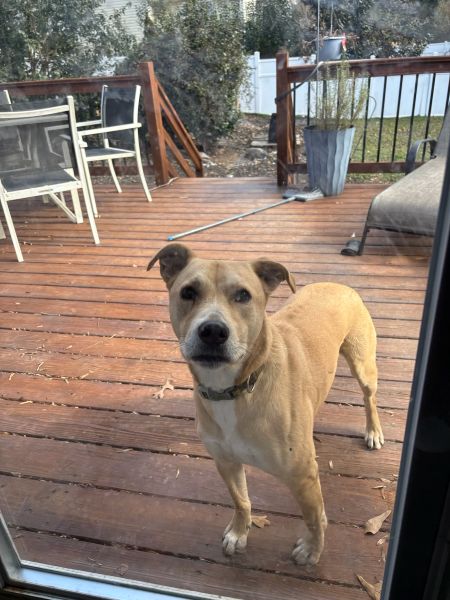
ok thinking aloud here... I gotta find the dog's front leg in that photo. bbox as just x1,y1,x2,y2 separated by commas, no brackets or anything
287,459,327,566
215,458,252,556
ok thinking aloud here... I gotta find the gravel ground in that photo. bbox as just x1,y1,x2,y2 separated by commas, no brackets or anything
201,114,278,178
95,114,307,188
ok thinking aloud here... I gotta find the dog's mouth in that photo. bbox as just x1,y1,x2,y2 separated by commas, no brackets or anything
190,354,231,368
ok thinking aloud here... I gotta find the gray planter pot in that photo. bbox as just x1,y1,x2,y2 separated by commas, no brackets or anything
318,36,345,61
303,125,355,196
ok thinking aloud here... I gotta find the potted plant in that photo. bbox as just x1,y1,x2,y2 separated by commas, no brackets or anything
303,58,369,196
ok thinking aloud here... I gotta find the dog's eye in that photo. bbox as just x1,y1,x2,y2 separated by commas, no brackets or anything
234,289,251,303
180,286,197,301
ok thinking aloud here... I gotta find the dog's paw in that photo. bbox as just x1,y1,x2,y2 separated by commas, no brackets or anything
365,426,385,450
222,520,249,556
292,537,322,566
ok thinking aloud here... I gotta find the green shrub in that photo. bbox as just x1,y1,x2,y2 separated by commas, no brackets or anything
244,0,314,58
0,0,134,81
129,0,248,149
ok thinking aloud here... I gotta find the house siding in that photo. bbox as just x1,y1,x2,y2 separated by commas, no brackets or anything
103,0,143,40
102,0,251,41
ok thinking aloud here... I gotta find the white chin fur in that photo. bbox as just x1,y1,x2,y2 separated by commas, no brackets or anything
192,362,242,391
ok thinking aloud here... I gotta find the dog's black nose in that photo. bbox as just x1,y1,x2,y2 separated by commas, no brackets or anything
198,320,229,346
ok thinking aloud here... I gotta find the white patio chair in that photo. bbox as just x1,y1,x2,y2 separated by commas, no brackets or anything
0,91,11,240
77,84,152,217
0,90,11,105
0,96,100,262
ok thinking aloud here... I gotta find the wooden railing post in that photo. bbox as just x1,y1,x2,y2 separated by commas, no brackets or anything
276,50,294,187
139,62,170,186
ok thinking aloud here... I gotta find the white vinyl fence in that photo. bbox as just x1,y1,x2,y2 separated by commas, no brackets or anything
240,51,450,118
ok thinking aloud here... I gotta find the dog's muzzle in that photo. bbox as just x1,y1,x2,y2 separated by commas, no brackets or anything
189,319,231,367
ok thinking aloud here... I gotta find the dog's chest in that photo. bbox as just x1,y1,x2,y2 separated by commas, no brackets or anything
205,402,266,468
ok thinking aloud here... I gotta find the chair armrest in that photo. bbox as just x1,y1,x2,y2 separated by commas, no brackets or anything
59,134,73,164
405,138,437,174
77,123,141,137
76,119,102,128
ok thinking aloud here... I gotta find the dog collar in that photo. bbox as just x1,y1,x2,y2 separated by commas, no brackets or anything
197,367,263,401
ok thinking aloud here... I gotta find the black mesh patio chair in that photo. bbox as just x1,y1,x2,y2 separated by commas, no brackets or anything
77,84,152,217
0,96,100,262
341,106,450,256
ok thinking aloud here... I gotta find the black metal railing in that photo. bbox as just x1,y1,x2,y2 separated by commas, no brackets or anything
276,52,450,186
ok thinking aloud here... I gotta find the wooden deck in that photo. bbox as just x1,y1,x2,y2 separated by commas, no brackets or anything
0,178,431,600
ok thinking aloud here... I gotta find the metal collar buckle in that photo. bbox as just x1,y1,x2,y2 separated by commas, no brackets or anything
197,366,263,402
246,374,257,393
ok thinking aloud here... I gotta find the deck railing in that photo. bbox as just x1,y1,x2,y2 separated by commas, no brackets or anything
0,62,203,186
276,51,450,186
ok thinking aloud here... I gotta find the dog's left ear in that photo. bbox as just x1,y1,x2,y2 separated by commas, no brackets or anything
147,243,193,288
252,259,296,295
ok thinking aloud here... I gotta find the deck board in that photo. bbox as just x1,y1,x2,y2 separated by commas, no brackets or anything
0,178,431,599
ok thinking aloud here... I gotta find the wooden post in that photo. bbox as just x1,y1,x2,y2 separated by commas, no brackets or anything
139,62,170,186
276,50,294,187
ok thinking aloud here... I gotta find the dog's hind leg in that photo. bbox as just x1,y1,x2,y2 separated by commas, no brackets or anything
341,316,384,450
215,459,252,556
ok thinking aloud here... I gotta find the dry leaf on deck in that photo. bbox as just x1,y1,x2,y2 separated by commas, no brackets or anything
372,484,387,499
356,574,382,600
153,378,174,399
116,563,128,576
376,533,390,546
252,515,271,528
364,510,391,534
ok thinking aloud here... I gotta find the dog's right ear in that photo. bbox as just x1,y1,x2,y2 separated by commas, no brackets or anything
147,243,193,288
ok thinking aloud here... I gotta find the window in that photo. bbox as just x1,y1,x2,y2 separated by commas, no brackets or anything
1,2,449,599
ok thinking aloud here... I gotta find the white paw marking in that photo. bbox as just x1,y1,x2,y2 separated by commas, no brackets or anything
222,521,249,556
365,427,385,450
292,537,321,566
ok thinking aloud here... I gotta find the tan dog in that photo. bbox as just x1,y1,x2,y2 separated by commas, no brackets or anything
148,243,384,565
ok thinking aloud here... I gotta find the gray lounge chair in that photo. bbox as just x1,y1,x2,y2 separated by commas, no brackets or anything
341,106,450,255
